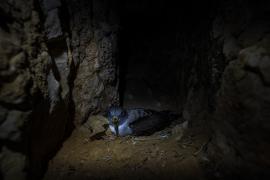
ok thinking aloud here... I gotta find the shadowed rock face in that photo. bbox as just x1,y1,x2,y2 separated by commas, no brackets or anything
0,0,72,179
212,35,270,178
205,1,270,178
0,0,270,179
0,0,119,179
67,0,120,125
0,0,47,179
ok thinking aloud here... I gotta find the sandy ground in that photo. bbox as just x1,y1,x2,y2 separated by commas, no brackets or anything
43,116,211,180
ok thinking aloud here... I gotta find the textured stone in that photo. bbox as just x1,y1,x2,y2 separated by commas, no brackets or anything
204,1,270,178
0,52,26,78
212,17,224,39
223,35,241,61
0,110,31,142
171,121,188,142
44,8,63,39
79,115,108,138
0,147,27,180
239,46,265,68
0,70,31,105
239,41,270,83
213,34,270,176
69,0,119,125
259,55,270,84
31,51,50,96
0,0,70,179
0,0,268,179
47,68,60,113
238,22,269,48
54,49,70,100
0,106,8,125
40,0,61,12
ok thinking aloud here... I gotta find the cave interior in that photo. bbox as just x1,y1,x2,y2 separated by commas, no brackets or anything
0,0,270,180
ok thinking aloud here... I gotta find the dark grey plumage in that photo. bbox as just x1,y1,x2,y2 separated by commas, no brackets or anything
130,110,176,136
107,106,179,136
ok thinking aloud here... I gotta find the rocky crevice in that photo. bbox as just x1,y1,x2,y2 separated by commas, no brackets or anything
0,0,270,179
0,0,120,179
206,0,270,178
0,0,51,179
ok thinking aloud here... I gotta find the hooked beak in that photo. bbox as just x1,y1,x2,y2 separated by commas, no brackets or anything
112,116,119,136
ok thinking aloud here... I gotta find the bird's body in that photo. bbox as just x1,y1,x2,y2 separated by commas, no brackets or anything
107,106,178,136
109,121,131,136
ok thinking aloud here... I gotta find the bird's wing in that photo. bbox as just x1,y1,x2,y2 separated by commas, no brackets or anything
126,108,153,124
129,113,168,136
129,111,180,136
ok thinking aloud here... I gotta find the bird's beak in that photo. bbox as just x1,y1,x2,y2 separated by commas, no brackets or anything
114,124,119,137
112,116,119,136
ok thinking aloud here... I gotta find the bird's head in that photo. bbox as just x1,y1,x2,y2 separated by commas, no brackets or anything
107,106,127,136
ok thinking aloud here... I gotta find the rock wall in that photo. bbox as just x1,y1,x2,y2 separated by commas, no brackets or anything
152,1,270,177
0,0,120,179
67,0,119,125
0,0,64,179
0,0,75,178
206,0,270,178
29,0,74,178
1,0,269,179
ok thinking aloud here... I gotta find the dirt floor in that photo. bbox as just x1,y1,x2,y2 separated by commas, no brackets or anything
43,115,211,180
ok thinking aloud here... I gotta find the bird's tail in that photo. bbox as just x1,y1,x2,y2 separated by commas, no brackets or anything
159,110,181,122
130,109,180,136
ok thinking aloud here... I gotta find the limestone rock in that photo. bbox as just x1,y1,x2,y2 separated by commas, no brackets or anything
39,0,61,12
0,71,31,105
79,115,109,138
44,8,63,39
0,106,8,125
53,49,70,101
47,69,60,113
68,0,119,125
259,55,270,84
223,35,241,61
214,34,270,174
239,39,270,83
72,37,118,125
0,0,70,179
238,22,269,48
0,147,27,180
0,110,31,142
171,121,188,142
